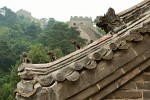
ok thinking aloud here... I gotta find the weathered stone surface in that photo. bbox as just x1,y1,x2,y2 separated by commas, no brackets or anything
132,34,150,55
104,58,150,100
91,83,118,100
122,32,134,41
113,90,142,99
118,40,129,49
65,71,80,81
16,80,37,97
90,65,143,99
15,93,26,100
67,85,99,100
143,72,150,81
143,91,150,99
120,0,150,23
109,46,138,70
18,64,34,80
39,90,49,100
120,82,136,90
84,56,97,69
69,61,84,70
81,60,115,86
131,73,143,82
109,42,118,50
18,70,33,80
52,70,65,81
68,65,125,100
35,74,54,87
102,49,113,60
116,69,139,87
30,86,58,100
136,82,150,90
122,52,146,72
138,60,150,72
96,7,125,33
52,76,89,100
104,93,114,99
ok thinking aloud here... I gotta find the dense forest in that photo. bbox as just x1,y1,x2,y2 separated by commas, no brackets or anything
0,7,89,99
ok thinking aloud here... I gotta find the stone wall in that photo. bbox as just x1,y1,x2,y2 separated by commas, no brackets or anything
104,67,150,99
68,16,102,42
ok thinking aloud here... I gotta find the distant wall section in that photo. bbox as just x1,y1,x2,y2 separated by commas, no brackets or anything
68,16,102,43
16,9,32,18
69,16,93,27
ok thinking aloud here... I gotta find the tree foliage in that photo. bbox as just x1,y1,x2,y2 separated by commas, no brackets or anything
45,22,86,55
0,38,15,71
28,43,49,63
0,7,87,99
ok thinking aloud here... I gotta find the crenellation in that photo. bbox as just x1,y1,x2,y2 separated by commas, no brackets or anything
70,16,92,21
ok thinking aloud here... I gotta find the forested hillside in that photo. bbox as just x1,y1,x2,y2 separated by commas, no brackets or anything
0,7,86,99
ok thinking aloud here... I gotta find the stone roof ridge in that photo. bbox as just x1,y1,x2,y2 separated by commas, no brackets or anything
118,0,149,16
118,0,150,24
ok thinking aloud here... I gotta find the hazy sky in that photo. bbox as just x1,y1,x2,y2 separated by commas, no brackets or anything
0,0,143,22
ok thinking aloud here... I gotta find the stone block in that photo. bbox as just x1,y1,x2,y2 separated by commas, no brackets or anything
121,49,150,74
122,54,145,73
143,91,150,99
131,34,150,55
109,46,138,70
120,82,136,90
68,85,98,100
138,59,150,71
52,76,88,100
116,68,140,87
91,83,118,100
143,73,150,81
69,67,124,100
136,82,150,90
113,90,142,99
98,68,124,89
104,93,114,99
81,60,115,86
131,73,143,82
143,50,150,59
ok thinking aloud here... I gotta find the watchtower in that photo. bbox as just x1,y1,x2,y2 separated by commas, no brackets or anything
69,16,93,27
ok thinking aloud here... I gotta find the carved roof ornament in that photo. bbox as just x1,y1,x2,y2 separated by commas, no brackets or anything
96,7,126,33
47,50,57,62
22,52,32,64
71,40,81,50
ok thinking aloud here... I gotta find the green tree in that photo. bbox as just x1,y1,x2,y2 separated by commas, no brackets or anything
0,38,15,71
25,21,42,38
0,61,20,100
28,43,49,63
46,18,55,30
45,22,86,55
53,48,64,58
0,7,17,26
